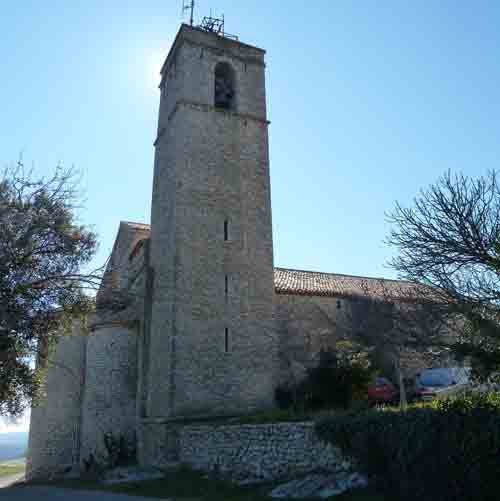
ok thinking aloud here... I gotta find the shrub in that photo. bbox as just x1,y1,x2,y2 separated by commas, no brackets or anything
299,355,372,410
274,385,295,410
432,388,500,413
103,432,137,468
316,391,500,501
277,343,374,411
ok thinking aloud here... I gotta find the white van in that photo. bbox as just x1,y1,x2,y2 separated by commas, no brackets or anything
415,367,471,401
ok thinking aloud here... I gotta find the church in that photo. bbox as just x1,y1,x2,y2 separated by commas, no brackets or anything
27,23,425,479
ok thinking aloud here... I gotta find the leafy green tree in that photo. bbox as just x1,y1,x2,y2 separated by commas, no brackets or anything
303,341,374,409
283,341,374,411
0,162,100,416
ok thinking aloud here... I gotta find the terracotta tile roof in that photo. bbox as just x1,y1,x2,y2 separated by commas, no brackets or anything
274,267,418,300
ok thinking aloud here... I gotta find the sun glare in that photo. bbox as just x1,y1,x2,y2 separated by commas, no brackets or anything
0,414,30,434
145,48,166,94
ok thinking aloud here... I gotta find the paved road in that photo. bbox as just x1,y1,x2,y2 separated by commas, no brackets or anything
0,486,169,500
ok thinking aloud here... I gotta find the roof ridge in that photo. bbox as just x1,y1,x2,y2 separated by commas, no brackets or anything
275,266,411,284
122,221,151,229
111,228,410,285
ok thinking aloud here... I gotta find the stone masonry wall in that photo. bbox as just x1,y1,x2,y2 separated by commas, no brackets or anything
178,422,348,482
80,325,138,467
27,330,87,480
276,294,353,382
275,293,433,384
147,23,276,423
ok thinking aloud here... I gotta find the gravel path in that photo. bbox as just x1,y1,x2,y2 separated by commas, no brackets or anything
0,486,168,500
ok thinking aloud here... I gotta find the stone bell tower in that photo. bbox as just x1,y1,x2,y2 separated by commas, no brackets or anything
142,23,276,430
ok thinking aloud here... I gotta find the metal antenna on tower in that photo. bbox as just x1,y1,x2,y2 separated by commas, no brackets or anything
198,11,237,40
182,0,195,26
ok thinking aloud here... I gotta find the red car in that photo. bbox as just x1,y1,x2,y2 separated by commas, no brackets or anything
368,377,399,405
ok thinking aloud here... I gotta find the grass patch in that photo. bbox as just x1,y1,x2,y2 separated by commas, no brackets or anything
31,467,385,501
0,459,26,478
227,404,372,425
112,402,375,429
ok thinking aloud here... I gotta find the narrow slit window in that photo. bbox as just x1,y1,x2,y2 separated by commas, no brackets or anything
225,328,230,353
224,220,229,241
225,275,229,299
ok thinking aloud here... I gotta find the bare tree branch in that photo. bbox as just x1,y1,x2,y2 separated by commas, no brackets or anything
387,170,500,379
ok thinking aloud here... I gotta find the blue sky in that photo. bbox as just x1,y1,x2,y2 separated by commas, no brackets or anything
2,0,500,286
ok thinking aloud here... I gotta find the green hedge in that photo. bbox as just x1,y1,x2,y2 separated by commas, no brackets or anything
316,391,500,501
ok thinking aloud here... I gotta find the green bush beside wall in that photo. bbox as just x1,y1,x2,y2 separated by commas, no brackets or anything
316,391,500,501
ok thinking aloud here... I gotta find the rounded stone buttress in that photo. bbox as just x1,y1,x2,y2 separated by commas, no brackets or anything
79,317,139,468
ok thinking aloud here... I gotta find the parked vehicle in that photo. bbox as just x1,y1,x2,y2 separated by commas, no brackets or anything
415,367,471,401
368,377,399,405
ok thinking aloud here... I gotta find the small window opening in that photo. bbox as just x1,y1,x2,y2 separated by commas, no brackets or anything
224,220,229,241
225,275,229,299
214,62,236,110
225,328,230,353
337,300,342,309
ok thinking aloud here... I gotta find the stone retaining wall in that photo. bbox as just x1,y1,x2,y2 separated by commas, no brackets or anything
178,422,348,482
